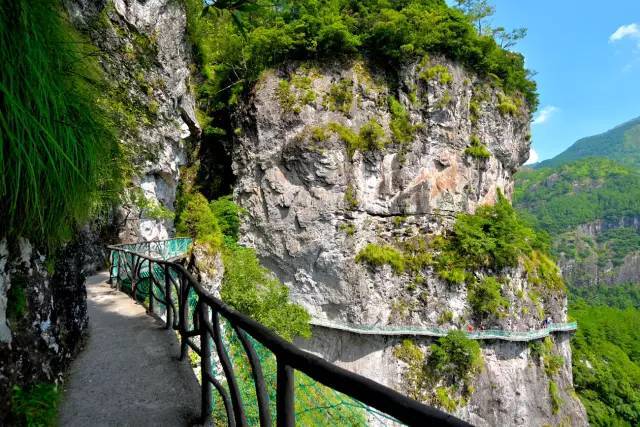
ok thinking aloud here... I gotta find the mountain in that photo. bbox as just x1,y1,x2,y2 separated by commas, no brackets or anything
515,124,640,425
538,116,640,169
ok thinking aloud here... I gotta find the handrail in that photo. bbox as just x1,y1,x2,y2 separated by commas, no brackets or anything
107,241,471,427
310,319,578,342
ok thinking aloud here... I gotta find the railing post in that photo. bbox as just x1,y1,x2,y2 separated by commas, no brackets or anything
164,264,173,330
178,278,189,361
116,251,122,291
277,361,295,427
148,259,154,315
199,302,213,424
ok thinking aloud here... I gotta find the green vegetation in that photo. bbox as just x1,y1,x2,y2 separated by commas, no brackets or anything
570,291,640,426
343,184,359,210
356,244,406,274
420,64,453,86
433,191,560,290
394,332,482,409
184,0,537,162
497,92,520,116
515,158,640,235
549,380,562,414
357,192,561,318
389,96,419,148
538,116,640,169
325,79,354,113
11,383,60,427
0,0,123,243
6,278,27,323
464,135,491,159
176,192,310,341
468,277,508,318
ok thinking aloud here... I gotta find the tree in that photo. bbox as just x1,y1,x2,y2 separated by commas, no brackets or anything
454,0,495,34
493,27,527,49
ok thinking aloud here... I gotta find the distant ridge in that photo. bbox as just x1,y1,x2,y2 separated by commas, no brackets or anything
537,115,640,168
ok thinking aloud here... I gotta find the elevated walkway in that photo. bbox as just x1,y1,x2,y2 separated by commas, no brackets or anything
58,272,200,426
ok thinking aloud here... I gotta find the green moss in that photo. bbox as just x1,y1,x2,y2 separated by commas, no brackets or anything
549,380,563,414
420,64,453,86
7,278,27,322
325,78,353,113
343,184,359,210
465,135,491,159
468,277,508,318
11,383,60,427
356,244,406,274
338,223,356,236
437,310,454,325
148,100,159,115
434,386,460,412
277,79,298,113
469,99,480,124
328,120,387,158
542,337,565,377
358,119,386,150
434,89,453,110
497,93,520,116
389,97,418,146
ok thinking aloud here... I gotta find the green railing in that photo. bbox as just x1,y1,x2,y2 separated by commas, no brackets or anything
310,319,578,342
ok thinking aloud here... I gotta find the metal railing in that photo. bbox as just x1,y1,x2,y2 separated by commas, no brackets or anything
311,319,578,342
107,239,470,427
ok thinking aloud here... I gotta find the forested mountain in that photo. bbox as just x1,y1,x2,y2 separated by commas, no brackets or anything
537,116,640,169
515,122,640,425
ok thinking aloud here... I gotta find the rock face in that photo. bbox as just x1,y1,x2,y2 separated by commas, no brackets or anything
233,58,587,425
66,0,199,242
556,216,640,288
0,239,87,422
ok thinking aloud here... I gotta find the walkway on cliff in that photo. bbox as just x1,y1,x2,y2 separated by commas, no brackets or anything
58,272,201,427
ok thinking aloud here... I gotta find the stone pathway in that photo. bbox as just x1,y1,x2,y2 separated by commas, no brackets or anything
59,273,200,426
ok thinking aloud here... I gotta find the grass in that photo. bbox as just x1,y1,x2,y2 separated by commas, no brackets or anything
465,135,491,159
11,383,60,427
356,244,406,274
0,0,122,244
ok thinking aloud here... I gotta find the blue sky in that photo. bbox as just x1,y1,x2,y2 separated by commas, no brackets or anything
487,1,640,163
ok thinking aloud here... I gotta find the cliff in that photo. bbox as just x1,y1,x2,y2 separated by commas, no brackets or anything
66,0,199,242
232,58,587,425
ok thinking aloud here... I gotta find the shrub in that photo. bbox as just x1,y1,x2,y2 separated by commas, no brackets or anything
468,277,508,318
420,64,453,85
221,243,311,341
427,331,483,383
343,184,359,210
325,78,353,113
549,380,563,414
464,135,491,159
176,193,223,250
210,195,243,242
389,97,418,146
356,244,406,274
358,119,386,151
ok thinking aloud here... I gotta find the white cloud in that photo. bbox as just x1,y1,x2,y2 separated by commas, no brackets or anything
533,106,558,125
610,23,640,42
525,148,539,165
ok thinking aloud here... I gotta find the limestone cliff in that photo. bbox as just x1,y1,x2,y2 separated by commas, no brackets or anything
232,58,587,425
66,0,199,242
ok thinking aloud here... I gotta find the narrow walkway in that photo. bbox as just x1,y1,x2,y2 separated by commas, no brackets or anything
59,273,200,427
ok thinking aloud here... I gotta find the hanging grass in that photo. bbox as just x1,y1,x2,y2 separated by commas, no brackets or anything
0,0,122,244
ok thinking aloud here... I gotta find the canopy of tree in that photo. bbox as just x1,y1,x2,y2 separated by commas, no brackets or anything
185,0,538,119
515,158,640,235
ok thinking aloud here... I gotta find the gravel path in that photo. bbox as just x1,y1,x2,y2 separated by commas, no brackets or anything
59,272,201,426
